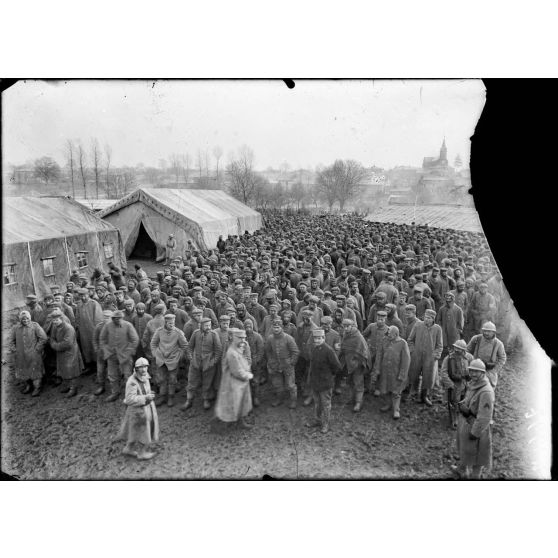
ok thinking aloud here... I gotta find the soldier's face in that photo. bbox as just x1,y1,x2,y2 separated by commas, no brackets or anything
201,322,211,333
377,315,386,325
272,324,282,335
424,315,434,326
125,303,134,312
20,315,31,326
482,330,495,340
313,334,325,346
52,317,63,327
135,364,149,379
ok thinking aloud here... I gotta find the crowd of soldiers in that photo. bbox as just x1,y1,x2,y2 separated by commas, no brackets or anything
6,211,511,476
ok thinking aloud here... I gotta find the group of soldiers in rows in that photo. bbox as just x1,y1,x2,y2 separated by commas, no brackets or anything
6,211,511,476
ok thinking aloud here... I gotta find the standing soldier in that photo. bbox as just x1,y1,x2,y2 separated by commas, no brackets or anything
92,310,114,396
440,339,473,428
466,322,506,389
340,319,370,413
150,313,190,407
436,291,464,360
48,308,84,397
100,310,140,402
244,319,264,407
181,317,222,411
456,359,495,479
117,357,159,461
165,233,177,265
374,325,410,420
305,329,342,434
131,303,152,359
407,309,443,406
264,318,300,409
215,328,254,429
7,310,48,397
320,316,343,394
75,287,104,375
362,310,388,396
296,308,318,406
469,283,496,336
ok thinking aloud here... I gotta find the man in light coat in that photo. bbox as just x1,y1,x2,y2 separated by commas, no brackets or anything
436,291,464,359
407,308,443,406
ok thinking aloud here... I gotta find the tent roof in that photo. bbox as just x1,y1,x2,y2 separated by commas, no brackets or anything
98,188,261,227
366,203,483,233
3,196,119,245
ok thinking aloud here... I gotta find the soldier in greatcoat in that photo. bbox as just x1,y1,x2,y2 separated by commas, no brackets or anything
75,287,104,374
374,325,410,419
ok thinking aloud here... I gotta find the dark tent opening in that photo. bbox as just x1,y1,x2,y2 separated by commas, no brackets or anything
130,221,157,260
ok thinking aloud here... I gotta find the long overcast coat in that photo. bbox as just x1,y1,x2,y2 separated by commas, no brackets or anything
375,335,411,395
75,298,104,363
49,321,84,379
8,321,47,380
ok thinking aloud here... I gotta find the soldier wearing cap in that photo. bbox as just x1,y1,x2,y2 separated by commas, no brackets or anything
243,318,264,406
260,303,280,339
215,328,254,428
362,309,389,396
181,317,222,411
407,308,443,406
407,285,433,320
374,325,410,419
468,283,497,336
150,313,190,407
7,310,48,397
166,297,188,331
183,306,203,342
165,233,177,265
456,359,495,479
466,322,506,388
294,308,319,406
367,291,387,325
99,309,140,402
75,286,104,374
122,298,136,325
440,339,473,428
25,293,44,325
117,357,159,461
264,318,300,408
305,329,342,433
92,310,115,396
340,319,370,412
436,291,464,360
48,308,84,397
385,303,405,337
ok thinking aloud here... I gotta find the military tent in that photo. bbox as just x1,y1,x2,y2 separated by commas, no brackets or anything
2,196,126,310
98,188,262,259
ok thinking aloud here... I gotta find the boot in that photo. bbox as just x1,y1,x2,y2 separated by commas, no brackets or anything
288,393,297,410
167,385,175,407
60,383,71,394
105,382,120,403
203,399,211,410
380,395,391,413
22,381,32,394
180,395,194,410
251,384,260,407
422,390,433,406
31,379,42,397
392,396,401,420
122,444,138,458
137,449,155,460
238,417,253,429
303,395,313,407
320,423,330,434
353,392,363,413
94,385,105,396
66,386,77,398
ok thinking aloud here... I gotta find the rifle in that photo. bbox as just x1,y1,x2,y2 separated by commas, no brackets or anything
447,387,455,427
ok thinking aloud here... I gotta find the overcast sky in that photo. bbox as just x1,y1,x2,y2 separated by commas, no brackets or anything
3,79,485,171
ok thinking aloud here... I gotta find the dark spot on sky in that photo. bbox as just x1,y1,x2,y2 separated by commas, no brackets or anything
283,79,295,89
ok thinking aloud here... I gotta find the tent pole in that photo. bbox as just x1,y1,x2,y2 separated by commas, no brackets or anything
63,236,72,278
27,241,37,296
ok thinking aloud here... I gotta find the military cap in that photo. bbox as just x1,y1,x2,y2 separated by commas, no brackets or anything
219,313,231,321
309,295,319,303
312,329,325,337
376,310,388,317
200,317,212,325
76,288,88,295
335,294,346,300
102,310,113,318
118,286,128,292
167,297,177,304
268,303,279,310
230,328,247,339
111,310,124,318
49,308,63,317
243,319,253,326
272,317,283,325
453,339,467,351
164,313,176,320
405,304,416,311
302,308,314,316
341,319,355,326
424,309,437,318
192,307,203,314
97,281,108,288
445,292,455,299
468,359,486,372
320,316,333,324
413,285,424,292
25,294,37,300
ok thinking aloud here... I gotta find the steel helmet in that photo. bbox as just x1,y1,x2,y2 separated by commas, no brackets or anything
468,359,486,372
134,357,149,368
452,339,468,351
481,321,497,332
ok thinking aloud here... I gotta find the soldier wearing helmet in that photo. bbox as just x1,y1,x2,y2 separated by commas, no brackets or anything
466,321,507,388
116,357,159,461
440,338,473,428
455,358,495,479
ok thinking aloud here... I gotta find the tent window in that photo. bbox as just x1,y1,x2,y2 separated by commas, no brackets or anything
42,258,55,277
3,264,16,285
76,252,88,268
103,243,114,260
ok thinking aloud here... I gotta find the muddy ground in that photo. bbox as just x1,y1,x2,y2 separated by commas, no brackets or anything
1,341,543,480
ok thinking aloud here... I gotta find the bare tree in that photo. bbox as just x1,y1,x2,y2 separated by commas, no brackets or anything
290,182,305,210
182,152,191,185
104,144,112,197
226,145,260,205
196,149,204,180
204,149,210,178
169,154,182,185
91,138,101,199
316,165,338,211
77,143,88,198
65,140,76,197
212,145,223,182
33,156,61,185
335,159,367,211
145,167,160,185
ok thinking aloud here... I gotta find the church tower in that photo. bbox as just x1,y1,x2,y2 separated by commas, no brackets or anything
439,137,448,163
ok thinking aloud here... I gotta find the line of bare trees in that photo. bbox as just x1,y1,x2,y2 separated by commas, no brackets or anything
64,139,135,199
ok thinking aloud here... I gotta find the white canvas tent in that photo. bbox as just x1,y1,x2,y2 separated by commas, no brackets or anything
98,188,262,260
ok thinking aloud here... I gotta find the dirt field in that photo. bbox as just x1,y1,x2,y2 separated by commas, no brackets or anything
1,341,544,480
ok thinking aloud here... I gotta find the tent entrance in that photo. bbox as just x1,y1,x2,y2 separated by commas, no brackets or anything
130,221,157,260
